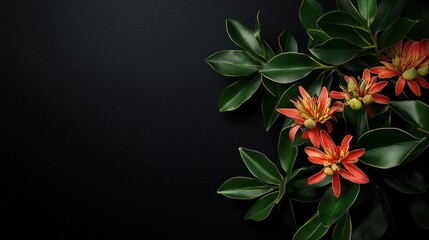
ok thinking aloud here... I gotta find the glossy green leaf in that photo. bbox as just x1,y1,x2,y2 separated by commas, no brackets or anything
382,169,427,194
262,91,281,132
244,191,278,221
292,213,330,240
278,198,297,230
318,10,371,47
357,128,422,169
406,6,429,40
332,211,352,240
278,28,298,53
357,0,377,26
289,188,321,202
299,0,324,31
352,186,391,240
307,29,331,48
319,182,360,226
259,53,322,84
310,38,364,65
261,75,283,96
389,100,429,132
226,18,265,62
402,137,429,164
219,74,261,112
239,147,283,185
378,17,418,50
343,105,368,140
277,177,287,203
410,194,429,230
205,50,262,77
373,0,406,33
337,0,365,23
217,177,277,200
278,127,298,174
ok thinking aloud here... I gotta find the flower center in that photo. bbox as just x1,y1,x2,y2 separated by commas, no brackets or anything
402,68,417,80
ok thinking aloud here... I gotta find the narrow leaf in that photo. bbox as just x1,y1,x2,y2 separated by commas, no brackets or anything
278,28,298,53
206,50,262,77
226,18,265,61
219,74,261,112
278,127,298,174
292,213,330,240
310,38,364,65
217,177,277,200
357,0,377,26
389,100,429,132
299,0,325,30
278,198,297,230
244,191,278,221
343,105,368,140
337,0,365,24
332,211,352,240
373,0,406,33
239,147,283,185
378,17,418,50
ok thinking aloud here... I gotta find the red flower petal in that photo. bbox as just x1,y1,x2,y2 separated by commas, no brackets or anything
332,172,341,198
369,81,388,93
276,108,301,119
330,91,345,99
308,128,320,148
370,66,386,74
320,130,336,154
415,76,429,89
343,148,365,162
325,121,333,133
299,86,311,99
308,169,327,185
379,70,398,78
318,87,328,110
407,80,421,97
362,68,371,81
395,76,406,96
308,156,329,164
289,124,301,142
373,94,390,104
340,163,369,184
304,146,324,156
340,134,353,153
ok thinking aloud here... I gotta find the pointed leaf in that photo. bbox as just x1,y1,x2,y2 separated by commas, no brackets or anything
410,194,429,230
206,50,262,77
261,75,283,96
310,38,364,65
337,0,365,23
357,0,377,26
292,213,330,240
389,100,429,132
262,91,281,132
244,191,278,221
239,147,283,185
402,137,429,164
299,0,325,31
278,127,298,174
382,169,427,194
373,0,406,33
332,211,352,240
343,105,368,140
219,74,261,112
217,177,278,200
259,53,322,84
357,128,423,169
278,198,297,230
278,28,298,53
378,17,418,50
319,182,360,226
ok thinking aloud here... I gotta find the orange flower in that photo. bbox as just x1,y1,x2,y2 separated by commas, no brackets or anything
276,86,342,148
330,68,390,118
304,131,369,198
370,39,429,97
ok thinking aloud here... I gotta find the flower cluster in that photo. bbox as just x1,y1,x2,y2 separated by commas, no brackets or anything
208,0,429,239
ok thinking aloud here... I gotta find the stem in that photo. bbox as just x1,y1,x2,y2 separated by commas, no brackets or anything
369,30,381,60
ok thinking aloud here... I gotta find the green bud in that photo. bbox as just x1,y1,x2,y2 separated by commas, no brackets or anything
363,95,374,105
347,79,358,90
304,118,316,129
402,67,417,80
348,98,362,110
344,95,351,102
417,65,429,77
324,167,333,176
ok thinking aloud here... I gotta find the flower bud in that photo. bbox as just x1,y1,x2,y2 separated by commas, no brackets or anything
402,67,417,80
347,79,358,90
324,167,334,176
331,163,339,171
417,65,429,77
348,98,362,110
363,95,374,105
344,94,351,102
304,118,316,129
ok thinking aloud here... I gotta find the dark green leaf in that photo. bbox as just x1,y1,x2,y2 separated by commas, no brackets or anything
373,0,406,33
226,18,265,62
289,188,321,202
337,0,365,23
319,182,360,226
332,211,352,240
352,186,391,240
244,191,278,221
217,177,277,200
299,0,325,31
402,137,429,164
239,147,283,185
357,128,423,169
410,194,429,230
278,28,298,53
357,0,377,26
278,198,297,230
206,50,262,77
307,29,331,48
343,105,368,140
294,175,332,189
219,74,261,112
262,90,281,131
259,53,322,84
389,100,429,132
378,17,418,50
278,127,298,174
382,169,427,194
277,177,287,203
292,213,330,240
310,38,364,65
261,75,283,96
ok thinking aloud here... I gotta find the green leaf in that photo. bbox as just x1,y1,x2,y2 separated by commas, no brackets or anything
382,169,427,194
389,100,429,132
261,75,283,96
337,0,365,23
278,127,298,174
226,18,265,62
259,53,322,84
318,10,371,47
278,28,298,53
299,0,325,31
357,0,377,26
292,213,330,240
378,17,418,50
410,194,429,230
277,177,287,203
244,191,278,221
318,182,360,226
352,186,391,240
239,147,283,185
205,50,262,77
357,128,423,169
402,137,429,164
332,211,352,240
373,0,406,33
278,198,297,230
217,177,277,200
343,105,368,140
310,38,364,65
219,74,261,112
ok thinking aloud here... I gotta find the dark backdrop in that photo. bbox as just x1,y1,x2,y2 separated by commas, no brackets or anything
0,0,427,239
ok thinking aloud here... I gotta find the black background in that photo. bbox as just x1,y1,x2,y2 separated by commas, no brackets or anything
1,0,428,239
